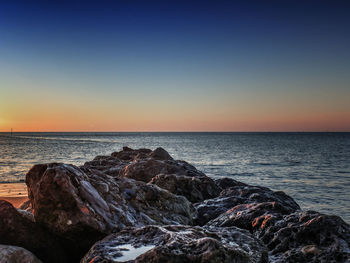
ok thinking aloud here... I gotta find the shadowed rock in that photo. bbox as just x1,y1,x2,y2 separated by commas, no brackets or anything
149,173,220,203
0,245,42,263
123,158,205,182
206,202,294,231
195,181,300,225
149,147,173,160
215,177,249,189
0,200,67,263
256,210,350,263
81,225,268,263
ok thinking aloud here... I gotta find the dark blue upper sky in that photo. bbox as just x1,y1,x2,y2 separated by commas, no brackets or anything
1,0,350,131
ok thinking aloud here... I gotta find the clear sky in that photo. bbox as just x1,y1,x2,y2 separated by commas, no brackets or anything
0,0,349,132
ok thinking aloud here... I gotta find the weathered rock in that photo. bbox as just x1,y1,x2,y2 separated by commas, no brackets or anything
83,147,205,182
149,173,220,203
18,148,350,263
83,155,124,177
25,163,195,254
255,210,350,263
220,185,300,212
215,177,248,190
123,158,206,183
81,225,268,263
0,245,42,263
195,182,300,225
206,202,294,231
111,147,152,161
149,147,173,160
0,200,67,263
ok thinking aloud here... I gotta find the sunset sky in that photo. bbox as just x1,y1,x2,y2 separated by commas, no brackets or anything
0,0,349,132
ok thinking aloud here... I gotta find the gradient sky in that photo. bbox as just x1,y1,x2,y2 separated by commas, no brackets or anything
0,0,349,132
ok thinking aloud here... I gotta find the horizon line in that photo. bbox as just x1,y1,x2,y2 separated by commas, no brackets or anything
0,130,350,133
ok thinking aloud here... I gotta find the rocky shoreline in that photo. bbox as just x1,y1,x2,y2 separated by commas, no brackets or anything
0,147,349,262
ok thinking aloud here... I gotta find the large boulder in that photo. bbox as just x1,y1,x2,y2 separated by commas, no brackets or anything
0,200,67,263
149,173,220,203
195,181,300,225
81,225,268,263
83,147,206,182
25,163,195,253
255,210,350,263
0,245,42,263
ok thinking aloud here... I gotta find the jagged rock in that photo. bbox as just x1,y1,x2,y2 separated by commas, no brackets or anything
83,155,124,177
215,177,248,189
25,163,195,256
255,210,350,263
83,147,205,182
0,245,42,263
149,173,220,203
123,158,206,183
81,225,268,263
0,200,67,263
149,147,173,160
18,148,350,263
220,185,300,212
195,182,300,225
206,202,294,231
111,147,152,161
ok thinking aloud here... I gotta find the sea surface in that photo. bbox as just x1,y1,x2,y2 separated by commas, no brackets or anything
0,132,349,222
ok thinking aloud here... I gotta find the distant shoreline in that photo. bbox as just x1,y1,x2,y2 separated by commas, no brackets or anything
1,131,350,133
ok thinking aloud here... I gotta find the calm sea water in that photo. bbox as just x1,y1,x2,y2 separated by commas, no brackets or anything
0,132,349,222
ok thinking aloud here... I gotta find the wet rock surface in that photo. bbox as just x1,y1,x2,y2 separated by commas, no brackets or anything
195,182,300,226
0,147,348,262
81,225,268,263
0,245,42,263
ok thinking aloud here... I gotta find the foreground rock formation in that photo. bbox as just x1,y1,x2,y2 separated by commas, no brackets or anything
0,147,349,262
81,225,268,263
0,245,42,263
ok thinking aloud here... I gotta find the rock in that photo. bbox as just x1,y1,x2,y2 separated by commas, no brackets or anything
111,147,152,161
195,183,300,225
0,245,42,263
256,210,350,263
0,200,67,263
219,185,300,212
149,173,221,203
25,163,195,255
83,155,124,177
81,225,268,263
83,147,205,182
149,147,173,160
123,158,205,183
215,177,248,189
206,202,294,231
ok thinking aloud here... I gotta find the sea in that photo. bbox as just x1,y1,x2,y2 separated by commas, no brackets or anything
0,132,349,223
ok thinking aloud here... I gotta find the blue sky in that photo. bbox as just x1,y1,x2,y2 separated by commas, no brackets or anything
0,0,349,131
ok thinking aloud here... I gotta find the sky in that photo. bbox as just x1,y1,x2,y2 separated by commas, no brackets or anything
0,0,349,132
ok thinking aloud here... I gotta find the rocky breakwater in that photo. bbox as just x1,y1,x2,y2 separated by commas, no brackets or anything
0,147,349,262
